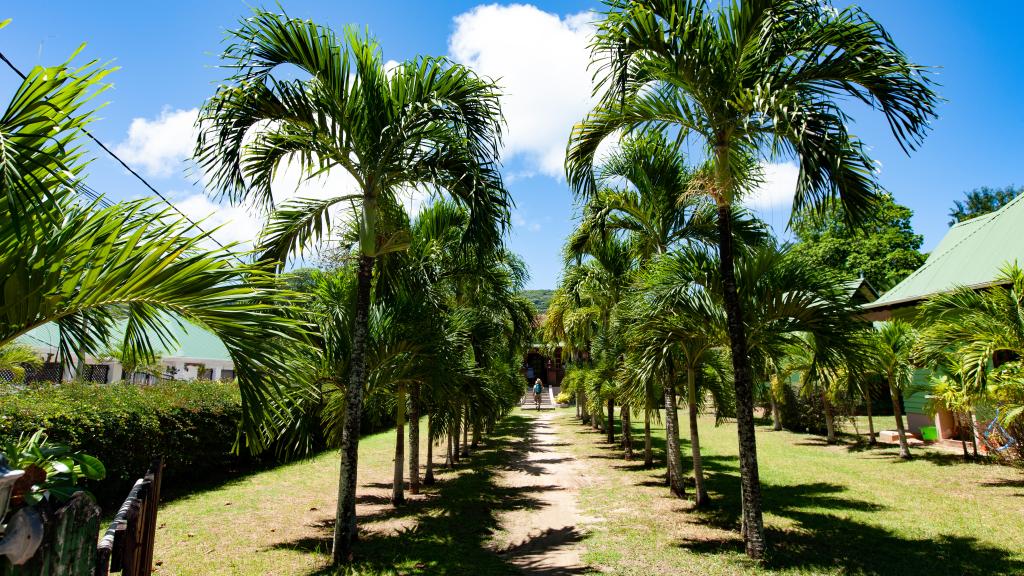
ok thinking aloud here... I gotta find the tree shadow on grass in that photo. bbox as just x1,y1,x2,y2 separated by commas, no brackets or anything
271,414,588,576
566,413,1023,575
678,453,1024,576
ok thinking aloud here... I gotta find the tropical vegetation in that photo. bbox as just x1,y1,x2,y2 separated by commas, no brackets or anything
563,0,938,559
11,1,1024,574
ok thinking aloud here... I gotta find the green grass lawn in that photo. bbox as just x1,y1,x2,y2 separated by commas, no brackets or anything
153,408,1024,575
562,409,1024,575
153,415,538,575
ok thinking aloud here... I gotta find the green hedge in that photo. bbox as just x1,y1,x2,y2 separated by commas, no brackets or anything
0,380,248,507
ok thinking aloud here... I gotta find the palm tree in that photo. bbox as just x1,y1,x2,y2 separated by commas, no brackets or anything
916,263,1024,425
573,131,765,466
0,343,42,383
562,234,636,450
194,10,510,562
871,320,917,459
567,1,937,557
633,242,864,501
0,36,308,442
628,255,726,504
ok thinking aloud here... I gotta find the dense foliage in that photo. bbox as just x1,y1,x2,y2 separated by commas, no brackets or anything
0,381,245,506
521,290,555,314
948,185,1022,225
790,194,925,292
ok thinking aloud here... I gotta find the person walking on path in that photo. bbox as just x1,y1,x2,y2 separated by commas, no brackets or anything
533,378,543,410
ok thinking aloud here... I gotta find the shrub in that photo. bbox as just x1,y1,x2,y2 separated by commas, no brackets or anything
778,383,827,434
556,391,572,405
0,380,247,508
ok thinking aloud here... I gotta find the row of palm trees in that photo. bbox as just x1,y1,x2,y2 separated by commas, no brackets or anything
0,9,531,568
14,0,1004,566
552,0,939,559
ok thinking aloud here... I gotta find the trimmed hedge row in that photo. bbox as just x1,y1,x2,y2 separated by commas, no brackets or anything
0,380,248,507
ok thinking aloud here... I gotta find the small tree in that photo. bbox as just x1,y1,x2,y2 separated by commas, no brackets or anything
870,321,917,459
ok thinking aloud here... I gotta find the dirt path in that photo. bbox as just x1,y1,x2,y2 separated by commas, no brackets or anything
491,411,591,575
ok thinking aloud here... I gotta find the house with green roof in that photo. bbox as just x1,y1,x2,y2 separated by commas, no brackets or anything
862,194,1024,441
16,321,235,383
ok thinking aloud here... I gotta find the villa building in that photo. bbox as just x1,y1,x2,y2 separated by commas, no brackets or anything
862,194,1024,441
14,321,235,383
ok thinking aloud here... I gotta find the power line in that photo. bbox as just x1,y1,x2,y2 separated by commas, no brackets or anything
0,50,239,257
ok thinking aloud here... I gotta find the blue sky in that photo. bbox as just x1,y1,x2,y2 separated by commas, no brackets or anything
2,2,1022,289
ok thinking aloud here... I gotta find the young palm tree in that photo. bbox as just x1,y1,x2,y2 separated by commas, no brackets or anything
194,10,510,562
871,320,917,459
567,1,937,557
0,343,42,383
627,258,726,505
916,263,1024,425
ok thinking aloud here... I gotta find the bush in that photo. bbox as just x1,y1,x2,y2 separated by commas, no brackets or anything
0,380,247,508
555,391,572,405
778,383,827,434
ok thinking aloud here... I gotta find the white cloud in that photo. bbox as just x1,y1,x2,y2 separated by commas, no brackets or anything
449,4,596,178
114,108,199,178
744,162,799,210
174,193,263,248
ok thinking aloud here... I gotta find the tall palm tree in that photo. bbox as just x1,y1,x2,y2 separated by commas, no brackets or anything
574,131,765,465
194,10,510,562
871,320,917,459
566,0,937,557
562,234,636,450
0,34,308,440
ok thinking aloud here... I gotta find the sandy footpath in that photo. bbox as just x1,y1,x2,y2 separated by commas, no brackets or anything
491,411,592,575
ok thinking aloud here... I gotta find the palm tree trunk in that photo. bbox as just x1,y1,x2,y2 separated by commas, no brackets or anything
607,399,615,443
687,367,708,507
472,420,481,450
445,427,453,469
461,407,470,457
452,416,461,464
644,406,653,467
970,411,980,457
332,254,374,564
393,384,406,505
664,375,686,498
581,388,589,424
957,411,970,460
770,394,782,431
823,390,836,444
424,415,436,485
865,384,876,445
622,403,633,459
888,376,912,459
716,201,766,560
408,383,420,495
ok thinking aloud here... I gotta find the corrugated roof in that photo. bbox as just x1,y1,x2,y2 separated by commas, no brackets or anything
17,319,232,362
865,194,1024,309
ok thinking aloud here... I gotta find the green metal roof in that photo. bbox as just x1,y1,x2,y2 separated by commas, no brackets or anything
865,194,1024,310
17,319,232,362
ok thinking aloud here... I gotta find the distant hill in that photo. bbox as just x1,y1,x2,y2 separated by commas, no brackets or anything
522,289,555,314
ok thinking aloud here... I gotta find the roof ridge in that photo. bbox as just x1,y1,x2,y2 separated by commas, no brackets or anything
876,195,1021,303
